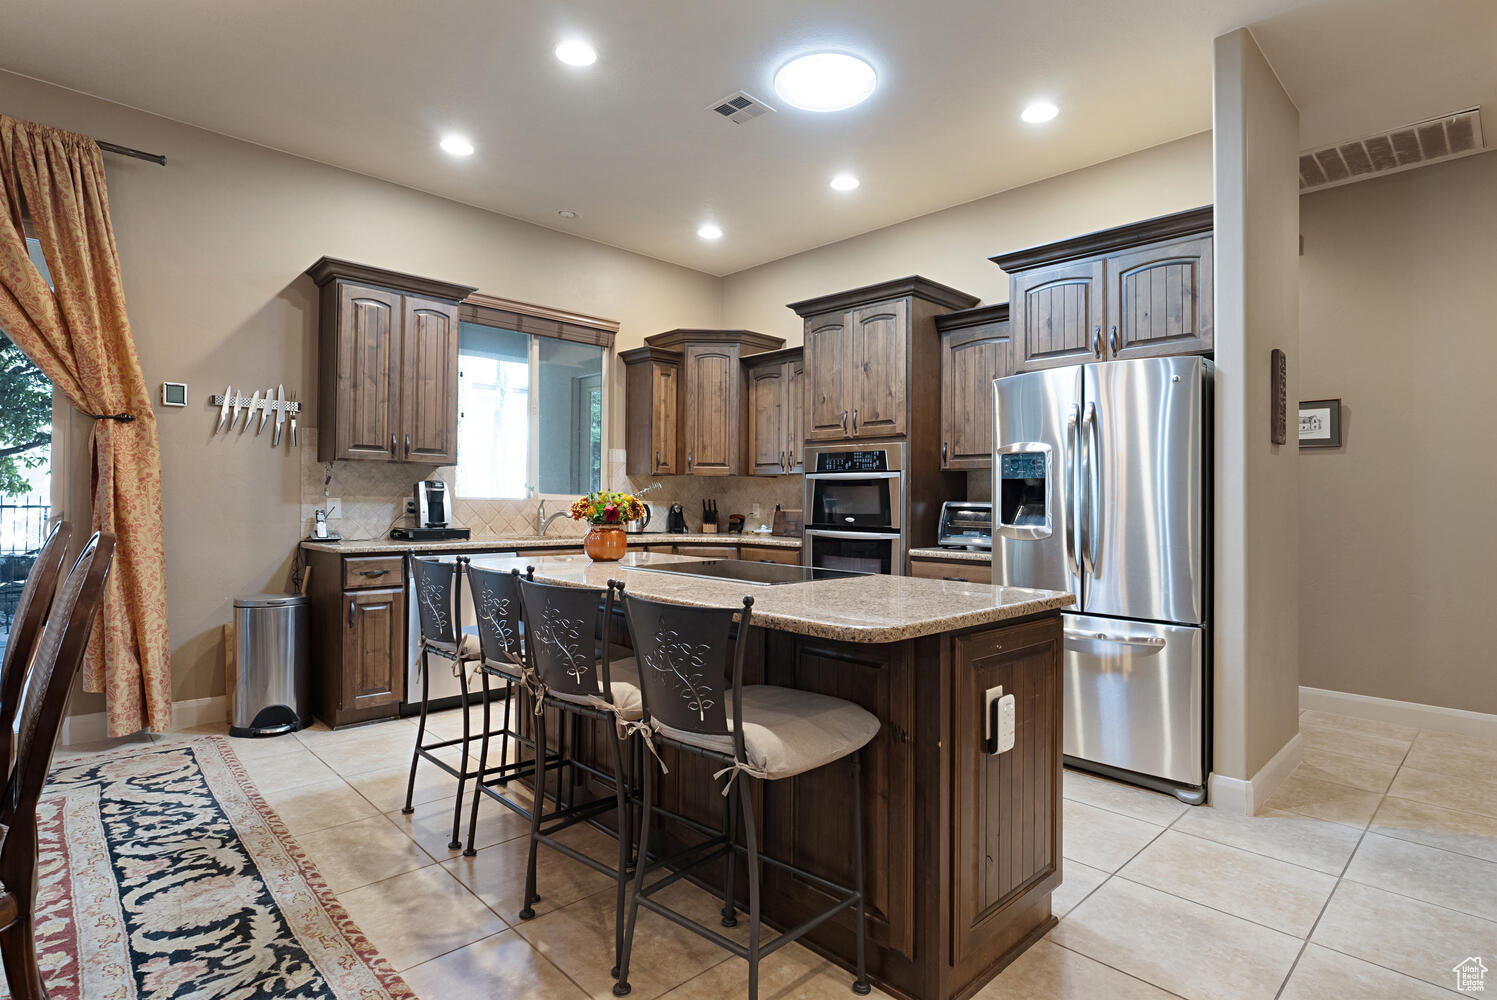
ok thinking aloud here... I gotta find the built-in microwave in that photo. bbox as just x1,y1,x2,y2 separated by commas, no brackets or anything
803,443,906,575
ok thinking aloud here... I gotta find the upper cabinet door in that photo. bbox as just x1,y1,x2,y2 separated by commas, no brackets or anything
849,301,908,438
940,321,1013,469
1012,260,1105,371
683,344,738,475
335,283,401,461
652,361,680,475
804,312,849,440
1105,236,1213,360
785,357,805,472
748,363,787,475
398,296,460,464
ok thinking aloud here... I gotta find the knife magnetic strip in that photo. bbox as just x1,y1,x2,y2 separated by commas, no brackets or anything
208,394,302,413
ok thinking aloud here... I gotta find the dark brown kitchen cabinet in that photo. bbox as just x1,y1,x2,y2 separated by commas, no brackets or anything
785,355,805,472
307,258,475,464
936,304,1012,470
633,329,784,477
789,277,978,445
746,347,805,476
343,587,404,716
303,547,407,728
950,617,1062,967
992,207,1213,372
621,346,682,475
1105,235,1213,360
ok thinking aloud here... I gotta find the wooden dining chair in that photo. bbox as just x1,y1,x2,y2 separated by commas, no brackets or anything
0,521,72,774
0,532,114,1000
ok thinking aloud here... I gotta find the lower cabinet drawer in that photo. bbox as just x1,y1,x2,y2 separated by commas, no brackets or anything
344,556,403,589
909,558,990,583
739,545,800,565
675,545,739,559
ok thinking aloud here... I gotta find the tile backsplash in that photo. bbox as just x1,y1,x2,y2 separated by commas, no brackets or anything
301,431,802,541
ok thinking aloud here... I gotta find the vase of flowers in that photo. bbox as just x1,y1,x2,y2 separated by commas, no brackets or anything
569,489,647,561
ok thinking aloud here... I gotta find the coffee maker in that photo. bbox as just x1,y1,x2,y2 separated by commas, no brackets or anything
389,480,470,541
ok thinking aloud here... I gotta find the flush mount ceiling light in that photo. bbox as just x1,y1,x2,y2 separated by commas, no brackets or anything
830,172,861,191
439,134,475,156
555,40,597,66
1021,101,1059,124
773,52,877,112
697,223,723,241
557,209,578,219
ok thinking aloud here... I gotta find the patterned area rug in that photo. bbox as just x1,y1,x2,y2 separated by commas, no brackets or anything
2,737,414,1000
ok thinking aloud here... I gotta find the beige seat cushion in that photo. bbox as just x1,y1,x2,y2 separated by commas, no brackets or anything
656,685,879,781
547,656,644,722
426,632,481,660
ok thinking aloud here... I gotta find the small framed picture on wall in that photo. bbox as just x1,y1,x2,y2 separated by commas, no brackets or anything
1298,399,1342,449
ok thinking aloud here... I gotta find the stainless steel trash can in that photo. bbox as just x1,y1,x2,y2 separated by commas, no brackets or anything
232,593,310,737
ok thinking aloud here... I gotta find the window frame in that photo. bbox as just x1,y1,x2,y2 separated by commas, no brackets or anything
455,294,618,502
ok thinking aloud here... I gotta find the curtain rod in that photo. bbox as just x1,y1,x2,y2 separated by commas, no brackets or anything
95,139,166,166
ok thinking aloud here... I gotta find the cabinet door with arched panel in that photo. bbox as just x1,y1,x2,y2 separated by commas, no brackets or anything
1105,236,1213,361
1011,261,1105,371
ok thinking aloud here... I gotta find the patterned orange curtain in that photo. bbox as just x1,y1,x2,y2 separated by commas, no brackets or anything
0,116,170,736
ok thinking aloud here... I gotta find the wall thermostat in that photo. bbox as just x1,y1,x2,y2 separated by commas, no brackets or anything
161,382,188,407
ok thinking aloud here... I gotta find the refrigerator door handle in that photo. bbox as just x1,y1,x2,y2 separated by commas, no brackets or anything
1064,628,1167,650
1064,405,1081,581
1083,401,1101,575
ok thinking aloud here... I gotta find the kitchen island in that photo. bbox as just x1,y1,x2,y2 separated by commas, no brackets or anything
472,552,1072,1000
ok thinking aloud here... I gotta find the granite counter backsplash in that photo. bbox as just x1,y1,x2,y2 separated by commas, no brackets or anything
300,428,802,542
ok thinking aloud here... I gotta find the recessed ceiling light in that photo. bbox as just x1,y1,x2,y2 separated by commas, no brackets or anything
1021,101,1059,124
439,134,475,157
554,40,597,67
697,223,723,241
773,52,877,112
830,172,860,192
557,210,578,219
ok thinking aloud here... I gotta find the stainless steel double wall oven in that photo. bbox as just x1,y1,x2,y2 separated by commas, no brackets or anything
802,442,906,575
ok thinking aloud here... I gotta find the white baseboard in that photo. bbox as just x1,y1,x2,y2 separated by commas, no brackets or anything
1300,686,1497,740
60,695,228,747
1208,732,1304,815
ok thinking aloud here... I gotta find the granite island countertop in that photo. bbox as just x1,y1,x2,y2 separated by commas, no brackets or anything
470,551,1072,643
300,533,801,555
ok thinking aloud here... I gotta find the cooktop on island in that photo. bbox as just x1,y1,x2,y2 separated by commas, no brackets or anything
620,554,863,587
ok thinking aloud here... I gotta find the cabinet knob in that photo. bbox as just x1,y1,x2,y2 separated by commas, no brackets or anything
687,450,693,470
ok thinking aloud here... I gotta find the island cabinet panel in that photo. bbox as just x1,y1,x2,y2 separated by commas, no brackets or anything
1010,261,1104,371
1105,235,1214,360
761,633,918,958
950,618,1062,968
399,297,461,464
804,312,850,440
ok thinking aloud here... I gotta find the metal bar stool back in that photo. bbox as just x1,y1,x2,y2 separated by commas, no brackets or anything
615,586,875,1000
403,554,491,851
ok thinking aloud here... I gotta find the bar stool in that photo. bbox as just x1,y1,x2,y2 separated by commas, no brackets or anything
460,563,561,855
612,583,880,1000
402,554,508,849
514,575,643,971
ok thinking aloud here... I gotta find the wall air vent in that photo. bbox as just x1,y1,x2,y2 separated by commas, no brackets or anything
707,91,775,125
1300,107,1485,193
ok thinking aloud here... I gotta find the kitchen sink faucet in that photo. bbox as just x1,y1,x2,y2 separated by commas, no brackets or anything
535,498,571,537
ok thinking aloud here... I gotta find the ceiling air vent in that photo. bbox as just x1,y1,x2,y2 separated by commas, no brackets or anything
707,91,775,125
1300,107,1485,192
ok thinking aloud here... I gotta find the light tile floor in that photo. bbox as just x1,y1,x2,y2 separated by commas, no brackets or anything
61,708,1495,999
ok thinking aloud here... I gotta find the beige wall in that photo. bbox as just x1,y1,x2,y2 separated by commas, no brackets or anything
1,71,722,709
1211,29,1302,786
1299,151,1497,715
720,132,1215,337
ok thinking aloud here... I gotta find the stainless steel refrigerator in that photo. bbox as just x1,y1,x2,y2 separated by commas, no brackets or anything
992,356,1210,803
